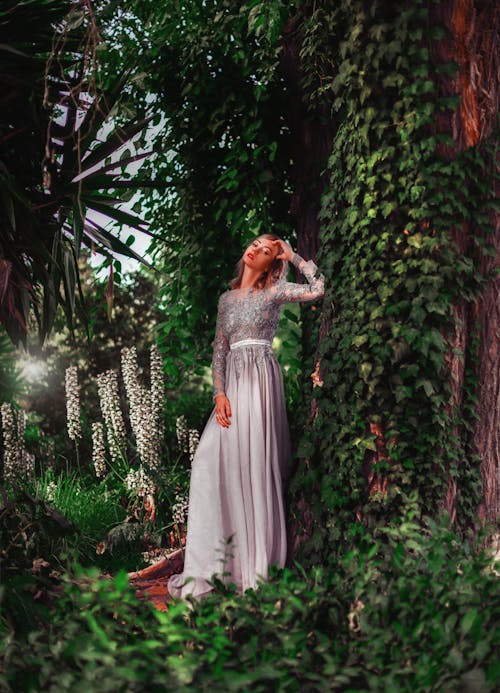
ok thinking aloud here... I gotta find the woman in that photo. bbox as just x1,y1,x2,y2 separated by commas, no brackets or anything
168,234,325,600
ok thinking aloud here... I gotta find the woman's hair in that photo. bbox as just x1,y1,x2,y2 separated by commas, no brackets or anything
229,233,288,290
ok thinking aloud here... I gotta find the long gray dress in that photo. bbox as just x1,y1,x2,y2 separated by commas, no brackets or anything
167,253,325,600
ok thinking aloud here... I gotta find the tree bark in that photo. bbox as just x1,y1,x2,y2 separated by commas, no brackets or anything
284,1,499,561
279,11,335,559
279,12,333,267
431,0,499,528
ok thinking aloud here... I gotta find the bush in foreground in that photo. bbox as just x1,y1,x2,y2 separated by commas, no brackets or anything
1,508,499,692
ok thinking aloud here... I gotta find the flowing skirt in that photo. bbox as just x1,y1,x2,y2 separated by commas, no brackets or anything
167,339,291,600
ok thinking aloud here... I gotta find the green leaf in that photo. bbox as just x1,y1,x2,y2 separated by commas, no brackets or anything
79,116,153,174
85,200,152,234
352,334,368,348
416,379,435,397
114,570,130,591
61,245,77,321
84,221,151,267
461,609,479,636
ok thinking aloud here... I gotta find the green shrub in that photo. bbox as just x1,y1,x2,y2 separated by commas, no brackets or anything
1,507,498,692
0,485,77,636
30,470,130,569
31,464,190,574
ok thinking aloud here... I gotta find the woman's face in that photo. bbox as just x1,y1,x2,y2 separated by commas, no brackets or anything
242,237,279,273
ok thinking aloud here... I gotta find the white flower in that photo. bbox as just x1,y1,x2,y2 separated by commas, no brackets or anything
17,407,25,441
1,402,18,483
188,429,200,463
150,344,165,440
92,422,107,478
176,415,189,453
65,366,81,441
46,480,58,502
121,346,160,470
125,465,156,497
1,403,33,483
172,492,189,525
24,452,35,481
135,401,160,470
96,369,126,464
121,346,143,436
16,409,29,479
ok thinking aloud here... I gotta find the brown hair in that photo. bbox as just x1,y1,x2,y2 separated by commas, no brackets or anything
229,233,287,290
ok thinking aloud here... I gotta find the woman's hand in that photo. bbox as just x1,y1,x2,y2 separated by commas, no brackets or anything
271,239,294,262
215,394,232,428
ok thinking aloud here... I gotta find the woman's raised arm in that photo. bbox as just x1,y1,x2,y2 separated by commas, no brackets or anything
273,252,325,304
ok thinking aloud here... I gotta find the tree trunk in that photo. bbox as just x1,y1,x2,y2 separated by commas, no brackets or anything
281,0,500,562
431,0,499,528
280,12,333,265
279,12,335,560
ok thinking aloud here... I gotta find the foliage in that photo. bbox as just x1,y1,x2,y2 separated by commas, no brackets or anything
0,484,75,570
273,303,304,411
287,0,498,563
0,0,156,345
0,483,77,635
0,329,23,403
94,0,301,390
30,470,128,569
23,259,164,469
1,507,499,691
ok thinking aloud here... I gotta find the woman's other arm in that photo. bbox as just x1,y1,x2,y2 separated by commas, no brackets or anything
211,294,232,427
211,295,229,400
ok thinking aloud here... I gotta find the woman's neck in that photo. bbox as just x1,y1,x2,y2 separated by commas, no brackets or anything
239,266,263,289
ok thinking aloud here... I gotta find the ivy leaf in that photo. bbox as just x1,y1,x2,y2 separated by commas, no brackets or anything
352,334,368,348
381,201,396,218
460,609,479,637
416,379,435,397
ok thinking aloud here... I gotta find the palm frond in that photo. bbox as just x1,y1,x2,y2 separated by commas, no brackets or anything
0,0,156,345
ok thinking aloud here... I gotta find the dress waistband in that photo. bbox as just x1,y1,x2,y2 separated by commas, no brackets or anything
230,338,272,350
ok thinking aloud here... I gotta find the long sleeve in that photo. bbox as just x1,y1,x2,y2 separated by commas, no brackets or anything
211,295,229,400
273,252,325,304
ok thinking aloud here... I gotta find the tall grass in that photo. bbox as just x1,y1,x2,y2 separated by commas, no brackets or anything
30,469,127,568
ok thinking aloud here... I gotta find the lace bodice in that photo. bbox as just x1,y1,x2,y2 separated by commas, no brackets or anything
211,252,325,399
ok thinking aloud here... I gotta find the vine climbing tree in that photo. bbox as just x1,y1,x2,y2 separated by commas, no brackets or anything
431,0,499,529
287,0,499,565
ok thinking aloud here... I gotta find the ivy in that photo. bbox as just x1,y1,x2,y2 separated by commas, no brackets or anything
289,0,497,565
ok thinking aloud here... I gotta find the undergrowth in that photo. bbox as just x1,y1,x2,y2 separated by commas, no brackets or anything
1,498,498,692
